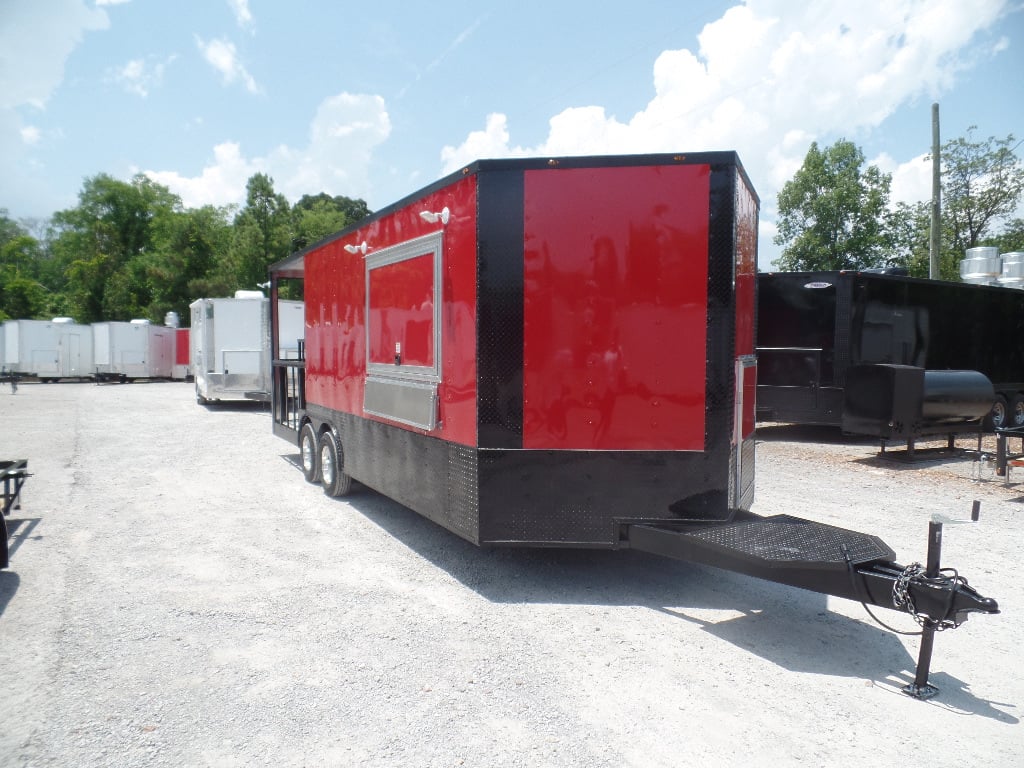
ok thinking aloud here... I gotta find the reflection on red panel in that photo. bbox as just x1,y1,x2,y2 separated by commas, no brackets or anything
742,362,757,439
303,175,478,447
734,173,758,357
368,252,435,367
522,164,710,451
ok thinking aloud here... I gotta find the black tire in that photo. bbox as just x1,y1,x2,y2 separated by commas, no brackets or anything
1011,394,1024,428
318,430,352,497
299,423,320,483
989,394,1009,431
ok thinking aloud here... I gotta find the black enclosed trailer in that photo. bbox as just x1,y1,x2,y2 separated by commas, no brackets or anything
756,270,1024,432
269,155,998,697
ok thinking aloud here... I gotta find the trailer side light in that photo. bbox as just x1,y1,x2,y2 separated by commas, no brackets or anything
419,207,450,225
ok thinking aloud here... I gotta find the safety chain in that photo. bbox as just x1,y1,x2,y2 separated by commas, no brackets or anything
892,562,967,631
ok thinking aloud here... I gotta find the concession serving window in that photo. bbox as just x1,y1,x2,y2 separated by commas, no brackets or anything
363,231,443,430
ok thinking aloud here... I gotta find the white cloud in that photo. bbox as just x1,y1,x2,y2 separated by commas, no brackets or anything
0,0,109,110
95,0,132,5
0,0,109,216
108,55,176,97
875,151,935,206
440,0,1010,267
196,36,260,94
439,113,529,171
143,92,392,209
143,142,258,208
227,0,254,30
20,125,41,145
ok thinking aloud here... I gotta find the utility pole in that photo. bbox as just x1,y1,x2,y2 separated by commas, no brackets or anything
929,103,941,279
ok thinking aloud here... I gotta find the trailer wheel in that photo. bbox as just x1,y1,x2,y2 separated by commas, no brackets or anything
1011,394,1024,428
989,394,1009,431
299,423,320,483
318,431,352,497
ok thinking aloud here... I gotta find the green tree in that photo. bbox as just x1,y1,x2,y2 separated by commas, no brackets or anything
147,203,235,321
985,218,1024,254
943,129,1024,254
227,173,292,290
773,140,893,271
0,211,52,319
291,192,370,249
0,275,49,321
49,174,182,321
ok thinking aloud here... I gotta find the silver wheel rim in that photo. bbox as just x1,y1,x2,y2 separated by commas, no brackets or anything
302,432,315,473
321,443,334,485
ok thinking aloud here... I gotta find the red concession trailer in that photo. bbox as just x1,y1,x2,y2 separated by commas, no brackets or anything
269,153,997,697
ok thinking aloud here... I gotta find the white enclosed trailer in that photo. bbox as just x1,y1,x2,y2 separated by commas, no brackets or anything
190,291,272,403
93,320,175,381
2,318,94,380
276,299,305,360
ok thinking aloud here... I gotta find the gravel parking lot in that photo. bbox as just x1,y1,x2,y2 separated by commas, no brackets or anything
1,381,1021,767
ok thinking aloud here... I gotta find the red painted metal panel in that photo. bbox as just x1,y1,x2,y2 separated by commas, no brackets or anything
175,328,189,365
368,253,435,367
303,175,478,446
522,164,710,450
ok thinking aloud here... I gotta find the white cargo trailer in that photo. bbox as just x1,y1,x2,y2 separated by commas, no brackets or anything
190,292,272,403
93,320,175,382
2,318,94,380
276,299,305,360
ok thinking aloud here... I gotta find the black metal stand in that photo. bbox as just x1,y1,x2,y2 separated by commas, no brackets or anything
1,459,30,570
902,520,943,700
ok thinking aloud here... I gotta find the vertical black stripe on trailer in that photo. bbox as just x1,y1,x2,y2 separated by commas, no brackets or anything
704,162,739,483
476,168,526,450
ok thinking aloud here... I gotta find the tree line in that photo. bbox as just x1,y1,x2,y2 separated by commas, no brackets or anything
0,173,369,324
774,128,1024,275
2,128,1023,324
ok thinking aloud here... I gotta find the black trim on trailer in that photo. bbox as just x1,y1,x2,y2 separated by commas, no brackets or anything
476,169,525,450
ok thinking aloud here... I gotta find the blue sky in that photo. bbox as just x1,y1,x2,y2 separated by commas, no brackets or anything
1,0,1021,268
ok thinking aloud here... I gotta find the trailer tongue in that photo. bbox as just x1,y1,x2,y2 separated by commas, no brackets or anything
268,152,998,699
626,510,998,697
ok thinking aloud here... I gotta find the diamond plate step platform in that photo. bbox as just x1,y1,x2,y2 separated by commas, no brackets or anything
627,514,897,588
677,514,896,570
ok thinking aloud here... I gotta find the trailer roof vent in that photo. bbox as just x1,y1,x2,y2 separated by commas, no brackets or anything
164,311,180,328
130,318,151,325
234,290,264,299
52,317,74,324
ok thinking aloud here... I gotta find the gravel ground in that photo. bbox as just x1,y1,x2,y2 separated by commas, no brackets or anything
1,381,1021,767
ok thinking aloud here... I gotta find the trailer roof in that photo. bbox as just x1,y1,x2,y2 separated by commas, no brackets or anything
269,151,753,278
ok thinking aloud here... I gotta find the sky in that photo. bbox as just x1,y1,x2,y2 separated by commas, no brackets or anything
1,0,1022,269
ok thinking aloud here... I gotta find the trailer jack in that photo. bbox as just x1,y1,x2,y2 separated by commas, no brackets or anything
626,506,999,699
885,516,998,699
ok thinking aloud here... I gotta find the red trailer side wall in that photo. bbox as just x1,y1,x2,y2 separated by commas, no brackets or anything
304,175,479,446
521,164,710,450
